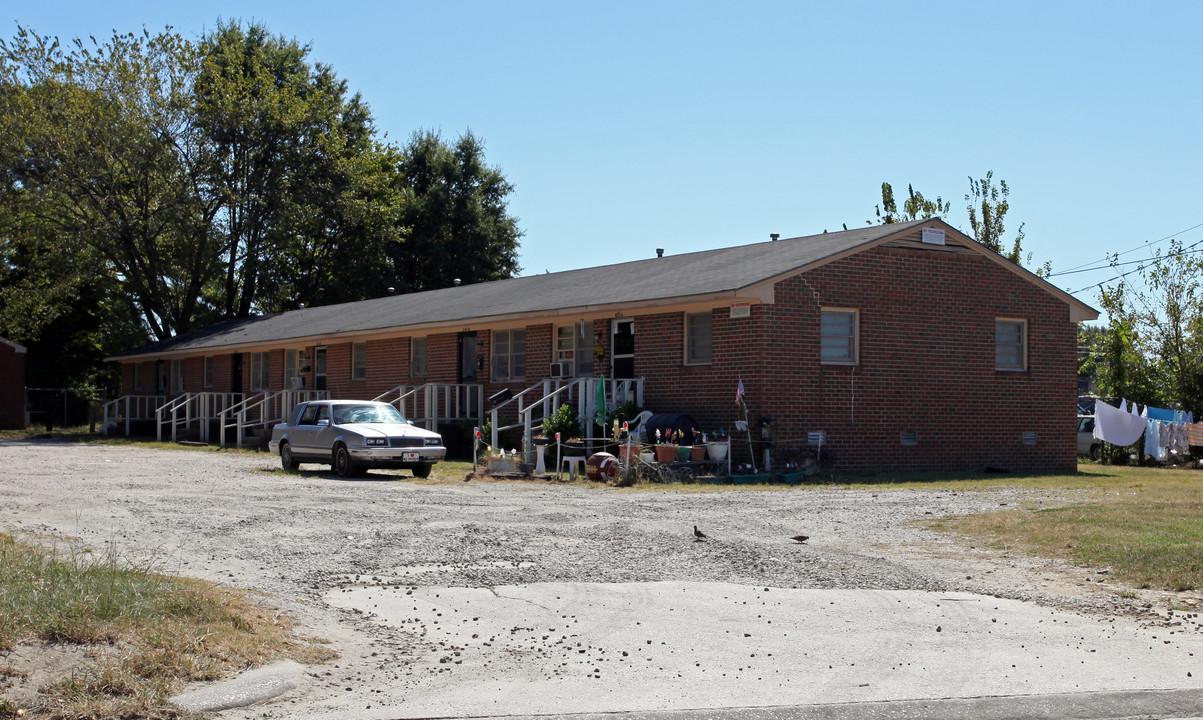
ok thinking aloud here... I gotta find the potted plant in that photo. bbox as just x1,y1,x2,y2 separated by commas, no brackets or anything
542,404,581,446
706,429,729,462
689,429,706,461
730,463,770,484
672,430,692,461
483,446,519,474
653,428,678,463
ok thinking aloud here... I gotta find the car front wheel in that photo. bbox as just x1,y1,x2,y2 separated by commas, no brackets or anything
280,442,299,471
333,445,358,478
413,463,433,479
1090,444,1100,462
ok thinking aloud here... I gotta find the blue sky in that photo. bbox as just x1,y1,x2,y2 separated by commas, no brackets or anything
10,1,1203,317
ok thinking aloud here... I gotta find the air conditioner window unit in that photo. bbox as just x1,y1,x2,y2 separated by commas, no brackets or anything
550,362,571,379
288,376,305,389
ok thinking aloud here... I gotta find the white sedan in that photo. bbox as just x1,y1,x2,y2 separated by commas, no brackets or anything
269,400,446,478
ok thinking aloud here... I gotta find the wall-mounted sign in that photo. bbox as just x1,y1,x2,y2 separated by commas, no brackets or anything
921,228,946,245
730,301,751,318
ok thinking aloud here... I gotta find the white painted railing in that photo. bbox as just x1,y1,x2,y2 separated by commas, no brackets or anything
219,389,328,448
491,377,645,459
101,395,164,436
374,382,484,431
156,392,246,443
156,393,194,443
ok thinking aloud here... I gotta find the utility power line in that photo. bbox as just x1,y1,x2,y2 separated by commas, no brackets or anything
1057,221,1203,275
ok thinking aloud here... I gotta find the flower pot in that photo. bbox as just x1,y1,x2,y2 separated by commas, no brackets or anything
677,445,692,462
776,471,803,485
654,445,678,463
619,444,641,464
690,445,706,461
640,452,654,463
487,457,518,474
532,436,550,447
706,441,729,462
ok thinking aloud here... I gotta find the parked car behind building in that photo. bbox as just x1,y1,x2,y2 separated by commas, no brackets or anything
1077,415,1099,461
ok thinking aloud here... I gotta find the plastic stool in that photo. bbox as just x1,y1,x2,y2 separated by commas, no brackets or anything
561,456,586,480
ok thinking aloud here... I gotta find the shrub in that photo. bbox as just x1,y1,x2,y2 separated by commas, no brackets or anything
541,403,580,440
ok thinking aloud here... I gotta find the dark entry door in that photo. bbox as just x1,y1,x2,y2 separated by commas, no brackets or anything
458,332,478,383
458,332,479,415
611,319,635,379
230,354,243,394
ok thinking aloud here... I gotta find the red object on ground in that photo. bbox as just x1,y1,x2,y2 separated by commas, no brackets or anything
586,452,619,481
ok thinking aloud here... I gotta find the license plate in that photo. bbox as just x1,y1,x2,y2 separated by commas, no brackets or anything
402,452,419,461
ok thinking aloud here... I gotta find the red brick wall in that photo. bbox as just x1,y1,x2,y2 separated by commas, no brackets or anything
0,343,26,429
625,246,1078,473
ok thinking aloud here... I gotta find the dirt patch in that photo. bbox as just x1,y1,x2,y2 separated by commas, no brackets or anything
0,440,1197,717
1,641,95,711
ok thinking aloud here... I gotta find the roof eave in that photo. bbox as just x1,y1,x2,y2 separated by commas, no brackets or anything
738,218,1100,323
105,287,769,361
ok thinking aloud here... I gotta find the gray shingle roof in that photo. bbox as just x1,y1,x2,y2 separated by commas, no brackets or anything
114,219,1043,357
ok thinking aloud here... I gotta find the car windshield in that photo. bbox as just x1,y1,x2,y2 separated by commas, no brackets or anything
332,404,406,425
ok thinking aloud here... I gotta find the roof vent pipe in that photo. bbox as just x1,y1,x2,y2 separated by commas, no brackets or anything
656,248,664,258
770,233,780,242
453,278,462,286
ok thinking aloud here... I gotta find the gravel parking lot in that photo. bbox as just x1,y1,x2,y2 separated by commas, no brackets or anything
2,440,1199,718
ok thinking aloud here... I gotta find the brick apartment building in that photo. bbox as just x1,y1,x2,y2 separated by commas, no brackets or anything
109,219,1098,472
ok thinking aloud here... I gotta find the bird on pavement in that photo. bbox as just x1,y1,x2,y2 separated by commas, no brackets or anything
693,525,708,540
790,535,809,543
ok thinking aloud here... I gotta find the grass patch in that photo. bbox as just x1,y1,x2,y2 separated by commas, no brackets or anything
0,426,270,458
0,532,334,718
932,464,1203,592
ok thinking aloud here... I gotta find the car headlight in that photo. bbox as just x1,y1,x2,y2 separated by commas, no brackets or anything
365,438,387,446
424,437,441,446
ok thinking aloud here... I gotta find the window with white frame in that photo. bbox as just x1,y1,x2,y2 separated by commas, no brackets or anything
352,342,367,380
685,312,713,365
555,326,576,367
203,357,214,388
250,351,270,390
171,359,184,394
995,319,1027,371
556,322,593,376
491,329,526,382
410,337,427,376
820,308,858,364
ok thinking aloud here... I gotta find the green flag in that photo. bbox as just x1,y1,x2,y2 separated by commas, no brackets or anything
595,375,607,435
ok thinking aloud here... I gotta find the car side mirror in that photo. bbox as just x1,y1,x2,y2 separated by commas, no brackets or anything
317,419,329,426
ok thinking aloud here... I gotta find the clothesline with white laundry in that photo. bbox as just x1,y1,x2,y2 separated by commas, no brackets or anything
1092,399,1202,453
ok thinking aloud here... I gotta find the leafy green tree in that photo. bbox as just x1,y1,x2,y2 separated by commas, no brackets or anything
0,26,218,341
1087,239,1203,417
193,21,399,316
873,182,950,224
0,20,525,394
870,172,1036,270
966,171,1025,265
389,130,522,292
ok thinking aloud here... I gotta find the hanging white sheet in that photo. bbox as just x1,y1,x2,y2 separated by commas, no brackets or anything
1093,400,1147,447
